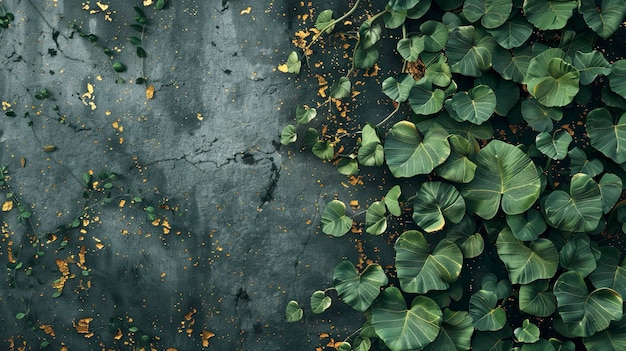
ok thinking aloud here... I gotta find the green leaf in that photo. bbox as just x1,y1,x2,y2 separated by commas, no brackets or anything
128,36,142,45
321,200,352,236
425,62,452,87
395,230,463,293
435,134,477,183
493,44,534,83
559,234,596,278
590,246,626,298
286,300,303,322
461,140,541,219
383,9,407,29
535,130,572,160
366,201,388,235
573,50,611,85
599,173,622,214
155,0,165,9
525,49,580,107
382,74,415,102
521,97,558,132
358,124,384,167
407,0,432,18
112,62,126,72
397,35,424,62
568,147,604,177
521,339,557,351
579,0,626,38
384,185,402,217
447,26,496,77
311,141,334,160
420,20,449,52
583,315,626,351
449,85,497,125
15,312,26,320
310,290,332,314
295,105,317,124
304,128,319,149
514,319,540,344
336,158,359,176
542,173,603,232
333,261,388,312
554,271,623,337
609,59,626,98
506,209,547,241
423,309,474,351
359,22,381,50
387,0,420,11
446,214,485,259
463,0,512,28
315,9,335,34
136,46,147,58
354,46,380,68
469,290,507,331
519,280,557,317
408,82,445,115
385,122,450,178
487,13,533,49
280,124,298,145
412,182,466,233
496,227,559,284
330,77,351,100
587,108,626,164
472,327,513,351
372,287,442,351
286,51,301,74
475,71,520,116
523,0,577,30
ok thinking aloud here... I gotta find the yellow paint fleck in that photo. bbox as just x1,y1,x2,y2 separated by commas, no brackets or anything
2,201,13,212
240,7,251,15
146,84,155,99
277,64,289,73
196,112,203,121
118,199,126,208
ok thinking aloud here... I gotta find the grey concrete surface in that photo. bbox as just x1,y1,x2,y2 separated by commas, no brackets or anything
0,0,395,350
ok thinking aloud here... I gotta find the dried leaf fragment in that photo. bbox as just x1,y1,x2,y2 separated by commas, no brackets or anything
74,317,93,334
201,330,215,347
43,145,57,152
20,157,26,168
146,84,155,99
2,200,13,212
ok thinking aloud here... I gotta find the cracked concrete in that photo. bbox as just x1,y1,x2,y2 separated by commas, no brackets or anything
0,0,389,350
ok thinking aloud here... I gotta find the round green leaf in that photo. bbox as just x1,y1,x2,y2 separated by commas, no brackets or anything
408,83,445,115
436,134,477,183
519,280,557,317
359,22,381,49
372,287,442,351
385,122,450,178
336,157,359,176
384,185,402,217
559,234,596,278
480,274,511,301
523,0,577,30
447,26,496,77
506,209,547,241
554,270,623,337
397,35,424,62
354,47,380,69
286,51,301,74
383,9,407,29
541,173,603,232
412,182,466,233
609,60,626,98
321,200,352,236
420,20,449,52
496,227,559,284
366,201,388,235
425,62,451,87
333,261,388,312
286,300,303,322
487,13,533,49
280,124,297,145
475,71,520,116
579,0,626,39
310,290,332,314
525,49,580,107
493,44,534,83
587,108,626,164
573,50,611,85
387,0,420,11
514,319,540,344
395,230,463,293
304,128,320,149
330,77,351,100
535,130,572,160
383,74,415,102
315,9,335,34
583,315,626,351
568,147,604,177
446,214,484,258
590,246,626,298
463,0,512,28
423,309,474,351
461,140,541,219
450,85,497,125
469,290,507,331
599,173,623,213
459,233,485,259
407,0,432,18
311,140,334,160
295,105,317,124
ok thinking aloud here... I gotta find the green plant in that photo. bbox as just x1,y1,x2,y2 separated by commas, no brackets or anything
282,0,626,350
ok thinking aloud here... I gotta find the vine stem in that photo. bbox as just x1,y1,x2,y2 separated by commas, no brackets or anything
304,0,363,53
376,103,402,127
343,327,363,343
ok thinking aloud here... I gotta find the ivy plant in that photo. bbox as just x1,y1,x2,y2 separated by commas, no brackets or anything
282,0,626,350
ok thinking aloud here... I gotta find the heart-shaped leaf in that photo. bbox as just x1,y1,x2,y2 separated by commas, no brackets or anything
514,319,540,344
471,327,513,351
461,140,541,219
525,49,580,107
568,147,604,176
542,173,603,232
286,300,303,322
449,85,497,125
387,0,420,11
420,20,449,52
463,0,512,29
354,46,380,68
395,230,463,293
425,62,452,87
446,214,484,258
590,246,626,298
333,261,389,312
447,25,496,77
579,0,626,39
358,123,384,167
487,13,533,49
384,185,402,216
359,22,381,49
554,270,623,337
436,134,477,183
609,59,626,98
372,287,442,351
407,0,432,18
330,77,351,99
397,35,424,62
519,280,557,317
310,290,332,314
523,0,577,30
285,51,301,74
481,273,512,300
383,74,415,102
559,234,597,278
496,227,559,284
296,105,317,124
412,182,466,232
587,108,626,164
408,82,445,115
311,140,334,160
535,130,572,160
321,200,353,236
423,309,474,351
315,9,335,34
475,71,520,116
583,316,626,351
573,50,611,85
493,44,534,83
383,9,407,29
506,209,547,241
366,201,388,235
280,124,297,145
521,97,563,132
599,173,622,213
385,122,450,178
469,290,507,331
